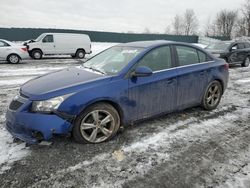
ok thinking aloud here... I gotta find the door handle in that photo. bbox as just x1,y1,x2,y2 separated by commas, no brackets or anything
167,79,175,84
199,70,206,76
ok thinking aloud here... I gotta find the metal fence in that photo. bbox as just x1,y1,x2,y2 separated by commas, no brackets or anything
0,27,199,43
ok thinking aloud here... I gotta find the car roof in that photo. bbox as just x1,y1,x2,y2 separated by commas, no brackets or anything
117,40,199,49
40,33,88,36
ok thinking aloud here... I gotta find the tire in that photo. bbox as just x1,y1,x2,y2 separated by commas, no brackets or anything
7,54,20,64
73,103,120,144
241,56,250,67
31,50,42,59
202,80,223,111
75,50,85,59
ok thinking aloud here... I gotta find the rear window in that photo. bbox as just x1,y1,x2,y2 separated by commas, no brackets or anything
0,41,10,47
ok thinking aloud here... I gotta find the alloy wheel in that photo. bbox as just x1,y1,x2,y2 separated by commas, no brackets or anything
80,110,115,143
205,83,221,107
9,55,19,63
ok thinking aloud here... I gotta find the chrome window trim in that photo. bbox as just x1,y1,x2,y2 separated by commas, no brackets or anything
153,60,214,74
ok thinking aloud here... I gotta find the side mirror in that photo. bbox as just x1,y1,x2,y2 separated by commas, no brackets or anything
231,46,237,51
131,66,153,77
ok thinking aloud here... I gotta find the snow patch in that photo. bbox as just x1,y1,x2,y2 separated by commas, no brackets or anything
0,128,30,174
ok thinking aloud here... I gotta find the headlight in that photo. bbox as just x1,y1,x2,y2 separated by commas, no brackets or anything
31,93,73,113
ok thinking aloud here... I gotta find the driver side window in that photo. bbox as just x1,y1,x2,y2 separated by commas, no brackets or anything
42,35,54,43
137,46,172,72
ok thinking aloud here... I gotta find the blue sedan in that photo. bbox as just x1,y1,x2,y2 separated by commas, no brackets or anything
6,41,229,144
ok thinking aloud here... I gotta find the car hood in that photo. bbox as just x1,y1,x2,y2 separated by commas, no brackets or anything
21,67,107,100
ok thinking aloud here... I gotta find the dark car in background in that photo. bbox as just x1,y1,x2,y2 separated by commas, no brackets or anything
205,41,250,67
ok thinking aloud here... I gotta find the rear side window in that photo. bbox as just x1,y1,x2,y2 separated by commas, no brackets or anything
42,35,54,43
176,46,199,66
197,50,212,62
0,41,10,47
237,43,245,49
245,43,250,48
137,46,172,71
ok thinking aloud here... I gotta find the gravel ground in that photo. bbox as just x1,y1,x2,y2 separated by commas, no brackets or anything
0,56,249,188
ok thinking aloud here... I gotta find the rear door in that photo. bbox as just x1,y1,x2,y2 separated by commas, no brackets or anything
40,34,55,55
174,45,211,109
127,45,178,120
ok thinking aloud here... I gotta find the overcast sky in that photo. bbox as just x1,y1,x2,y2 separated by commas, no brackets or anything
0,0,245,33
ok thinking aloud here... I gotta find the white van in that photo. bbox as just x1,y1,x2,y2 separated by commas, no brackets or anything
26,33,91,59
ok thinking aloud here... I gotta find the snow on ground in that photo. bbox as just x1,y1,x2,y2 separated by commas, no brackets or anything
0,42,114,173
30,85,250,187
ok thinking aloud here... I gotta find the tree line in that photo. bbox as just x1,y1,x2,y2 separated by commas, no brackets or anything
143,0,250,39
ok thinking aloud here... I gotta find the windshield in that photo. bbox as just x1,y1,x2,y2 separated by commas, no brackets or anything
35,34,46,42
83,46,143,75
206,42,231,50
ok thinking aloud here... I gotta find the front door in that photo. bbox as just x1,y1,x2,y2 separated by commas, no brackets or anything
41,35,55,55
228,43,245,63
127,46,178,121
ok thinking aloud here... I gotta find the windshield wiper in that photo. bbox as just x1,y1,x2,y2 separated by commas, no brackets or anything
83,65,106,75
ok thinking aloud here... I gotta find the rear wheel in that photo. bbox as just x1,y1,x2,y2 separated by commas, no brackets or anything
31,50,42,59
202,80,223,110
75,50,85,59
242,56,250,67
73,103,120,144
7,54,20,64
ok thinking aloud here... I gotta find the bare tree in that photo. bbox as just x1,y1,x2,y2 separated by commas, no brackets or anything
165,25,172,34
234,17,247,37
172,14,183,35
241,0,250,36
214,10,237,38
183,9,199,35
143,27,151,34
204,18,217,37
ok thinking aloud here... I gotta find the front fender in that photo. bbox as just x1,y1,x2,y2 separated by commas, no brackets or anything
57,78,129,118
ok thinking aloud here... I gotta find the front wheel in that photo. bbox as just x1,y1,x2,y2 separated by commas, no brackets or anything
202,81,223,110
242,56,250,67
7,54,20,64
73,103,120,144
31,50,42,59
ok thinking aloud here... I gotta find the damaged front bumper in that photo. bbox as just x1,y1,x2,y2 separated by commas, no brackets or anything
5,95,73,144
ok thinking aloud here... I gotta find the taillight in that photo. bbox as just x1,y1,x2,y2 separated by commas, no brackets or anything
21,47,27,52
224,63,229,70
